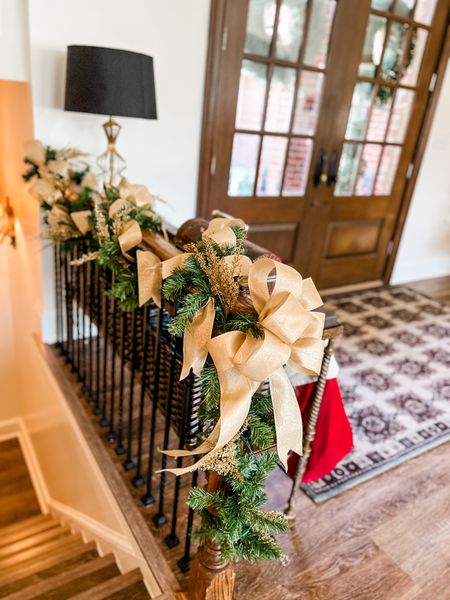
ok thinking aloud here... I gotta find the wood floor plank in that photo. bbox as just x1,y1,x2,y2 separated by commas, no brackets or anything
370,484,450,590
0,526,71,559
0,541,97,592
0,515,53,539
0,533,80,572
0,440,40,528
69,568,144,599
3,554,117,600
0,519,59,548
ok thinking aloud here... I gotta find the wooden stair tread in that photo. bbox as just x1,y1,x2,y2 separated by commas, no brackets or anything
69,568,146,600
107,580,150,599
0,526,71,559
0,532,81,572
2,554,118,600
0,519,60,549
0,541,97,593
0,515,53,539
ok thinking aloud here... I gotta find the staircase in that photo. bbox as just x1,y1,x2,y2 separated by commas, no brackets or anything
0,514,150,599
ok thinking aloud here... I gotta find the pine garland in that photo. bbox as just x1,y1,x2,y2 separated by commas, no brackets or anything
162,227,289,563
92,186,162,310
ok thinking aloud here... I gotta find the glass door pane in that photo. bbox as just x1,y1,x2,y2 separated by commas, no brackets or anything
335,1,432,197
228,0,337,199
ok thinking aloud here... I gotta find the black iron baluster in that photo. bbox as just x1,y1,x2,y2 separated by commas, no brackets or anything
81,248,87,388
66,249,74,366
132,305,150,488
115,310,127,455
86,259,94,403
153,333,178,527
61,249,68,358
54,244,61,348
141,306,164,505
107,298,118,443
99,286,110,428
73,247,81,380
124,310,138,470
94,263,102,414
164,372,194,547
178,469,198,573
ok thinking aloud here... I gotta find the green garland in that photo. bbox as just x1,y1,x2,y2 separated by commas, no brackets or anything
94,186,161,311
162,228,288,562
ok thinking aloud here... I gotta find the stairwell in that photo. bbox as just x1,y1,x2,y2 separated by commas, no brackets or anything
0,438,151,599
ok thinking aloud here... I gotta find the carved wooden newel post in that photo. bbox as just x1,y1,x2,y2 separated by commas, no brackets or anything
189,473,235,600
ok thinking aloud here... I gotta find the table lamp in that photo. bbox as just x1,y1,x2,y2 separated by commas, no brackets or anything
64,45,157,185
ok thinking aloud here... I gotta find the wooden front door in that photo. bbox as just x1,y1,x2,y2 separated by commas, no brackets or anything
198,0,448,289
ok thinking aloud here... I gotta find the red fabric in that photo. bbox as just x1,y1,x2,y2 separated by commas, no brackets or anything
287,379,353,483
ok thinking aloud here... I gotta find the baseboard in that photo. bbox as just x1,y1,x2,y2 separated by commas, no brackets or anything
47,497,134,556
391,257,450,285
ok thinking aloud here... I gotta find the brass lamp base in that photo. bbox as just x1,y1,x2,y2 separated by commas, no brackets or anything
97,116,127,186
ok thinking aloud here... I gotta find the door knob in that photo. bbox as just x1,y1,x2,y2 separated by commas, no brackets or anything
313,150,327,187
327,150,339,186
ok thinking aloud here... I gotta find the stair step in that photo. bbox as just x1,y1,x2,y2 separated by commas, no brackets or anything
0,515,53,539
0,526,71,559
0,532,80,573
2,554,118,600
0,518,60,549
0,541,97,595
107,580,151,599
69,568,145,600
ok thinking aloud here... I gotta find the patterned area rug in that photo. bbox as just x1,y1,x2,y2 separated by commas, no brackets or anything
302,285,450,502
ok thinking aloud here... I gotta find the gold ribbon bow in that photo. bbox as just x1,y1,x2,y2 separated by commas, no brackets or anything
163,257,325,475
202,217,246,246
136,218,252,392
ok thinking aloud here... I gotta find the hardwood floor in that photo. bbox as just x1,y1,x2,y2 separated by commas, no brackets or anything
0,439,40,528
406,275,450,304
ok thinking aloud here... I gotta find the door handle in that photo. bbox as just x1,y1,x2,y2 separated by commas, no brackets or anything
313,150,328,187
327,150,339,186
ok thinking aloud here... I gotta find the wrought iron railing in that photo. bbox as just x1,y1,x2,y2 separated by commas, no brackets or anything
54,236,204,572
52,222,341,577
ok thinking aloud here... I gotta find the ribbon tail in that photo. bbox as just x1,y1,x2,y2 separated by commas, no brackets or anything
270,367,303,471
180,298,215,380
158,421,222,475
136,250,161,307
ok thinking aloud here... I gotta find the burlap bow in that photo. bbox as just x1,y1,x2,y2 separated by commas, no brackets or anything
163,257,325,475
136,219,252,381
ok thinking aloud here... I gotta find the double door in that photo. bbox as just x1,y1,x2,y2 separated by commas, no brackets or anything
198,0,448,288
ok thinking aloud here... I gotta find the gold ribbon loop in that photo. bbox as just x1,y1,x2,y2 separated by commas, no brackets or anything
24,140,46,166
202,217,246,246
71,210,92,235
118,220,142,261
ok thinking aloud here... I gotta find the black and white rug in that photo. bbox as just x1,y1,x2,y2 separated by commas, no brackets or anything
302,286,450,502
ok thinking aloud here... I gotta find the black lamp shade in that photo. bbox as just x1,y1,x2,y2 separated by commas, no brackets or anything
65,45,157,120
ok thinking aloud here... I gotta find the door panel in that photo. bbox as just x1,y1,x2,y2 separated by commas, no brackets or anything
198,0,448,289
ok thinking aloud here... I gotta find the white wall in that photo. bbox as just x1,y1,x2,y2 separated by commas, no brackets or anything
28,0,211,228
0,0,30,81
391,61,450,284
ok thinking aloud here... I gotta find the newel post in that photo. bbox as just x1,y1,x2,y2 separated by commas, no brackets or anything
188,472,235,600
